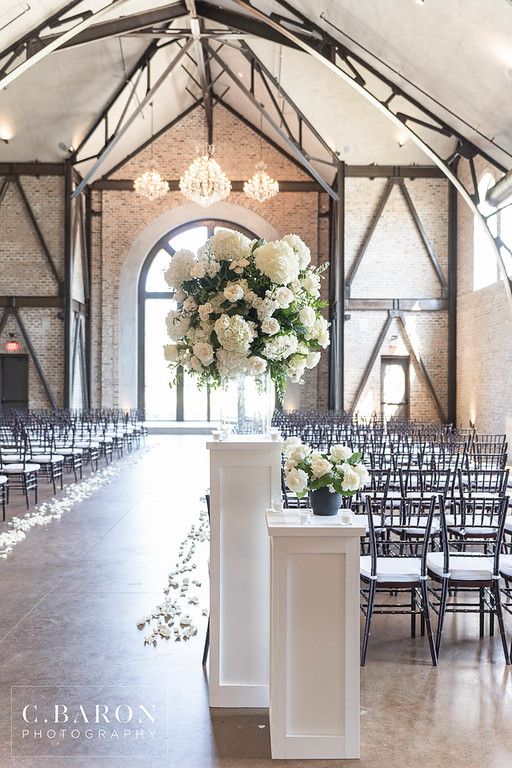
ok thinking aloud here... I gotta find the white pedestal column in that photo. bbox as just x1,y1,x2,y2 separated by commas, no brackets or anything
267,512,365,760
207,437,282,707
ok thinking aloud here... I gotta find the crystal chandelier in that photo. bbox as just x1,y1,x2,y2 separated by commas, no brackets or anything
179,145,231,207
133,169,169,201
133,101,169,201
244,161,279,203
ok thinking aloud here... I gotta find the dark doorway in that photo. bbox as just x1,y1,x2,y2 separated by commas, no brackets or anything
0,354,29,414
380,356,410,421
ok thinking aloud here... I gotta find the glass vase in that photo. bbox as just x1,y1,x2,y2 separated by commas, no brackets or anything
219,373,275,436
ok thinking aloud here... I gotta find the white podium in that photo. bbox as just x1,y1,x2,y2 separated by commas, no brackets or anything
266,511,365,760
207,437,282,707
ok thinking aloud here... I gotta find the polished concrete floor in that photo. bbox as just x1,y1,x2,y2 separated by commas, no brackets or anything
0,436,511,767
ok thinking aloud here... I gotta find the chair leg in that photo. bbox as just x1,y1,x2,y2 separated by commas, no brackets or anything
361,580,376,666
411,588,416,638
202,617,210,667
436,578,449,655
492,583,510,664
479,588,485,638
420,581,438,666
51,467,57,495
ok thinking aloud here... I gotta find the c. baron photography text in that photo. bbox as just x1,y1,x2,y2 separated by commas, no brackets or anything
20,703,158,741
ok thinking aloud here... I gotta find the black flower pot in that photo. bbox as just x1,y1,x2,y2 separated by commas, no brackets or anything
309,487,342,516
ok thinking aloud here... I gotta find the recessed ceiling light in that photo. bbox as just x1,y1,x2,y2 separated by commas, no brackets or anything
237,72,244,78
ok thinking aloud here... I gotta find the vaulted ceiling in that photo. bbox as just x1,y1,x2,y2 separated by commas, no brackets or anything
0,0,511,190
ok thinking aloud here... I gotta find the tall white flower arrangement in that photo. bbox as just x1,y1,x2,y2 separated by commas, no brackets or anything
163,231,329,398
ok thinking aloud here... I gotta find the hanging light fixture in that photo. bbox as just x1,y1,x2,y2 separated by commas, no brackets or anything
244,161,279,203
244,75,279,203
179,144,231,207
133,102,169,202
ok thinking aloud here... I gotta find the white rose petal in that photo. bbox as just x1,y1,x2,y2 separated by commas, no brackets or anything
311,457,332,478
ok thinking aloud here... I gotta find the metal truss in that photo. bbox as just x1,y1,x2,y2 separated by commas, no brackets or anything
229,0,512,313
0,0,131,91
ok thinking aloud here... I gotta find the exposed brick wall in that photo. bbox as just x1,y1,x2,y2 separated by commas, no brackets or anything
344,176,449,420
456,158,512,443
0,174,65,408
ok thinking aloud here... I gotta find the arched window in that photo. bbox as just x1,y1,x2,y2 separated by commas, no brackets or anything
474,172,500,290
138,220,256,421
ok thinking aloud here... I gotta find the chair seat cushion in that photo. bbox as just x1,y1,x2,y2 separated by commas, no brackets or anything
361,555,423,583
500,555,512,579
504,517,512,534
57,447,83,456
1,455,24,463
76,441,99,449
31,454,64,463
0,463,40,473
427,552,494,581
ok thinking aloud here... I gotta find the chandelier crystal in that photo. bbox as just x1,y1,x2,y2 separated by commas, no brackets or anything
243,161,279,203
133,169,169,201
179,146,231,207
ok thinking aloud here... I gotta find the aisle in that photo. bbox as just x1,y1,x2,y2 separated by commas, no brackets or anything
0,437,510,768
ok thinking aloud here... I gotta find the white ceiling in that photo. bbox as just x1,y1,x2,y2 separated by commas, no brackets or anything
0,0,510,181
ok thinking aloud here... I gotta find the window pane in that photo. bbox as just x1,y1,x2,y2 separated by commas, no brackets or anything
169,226,208,253
474,173,499,291
145,298,177,420
146,248,173,293
182,370,208,421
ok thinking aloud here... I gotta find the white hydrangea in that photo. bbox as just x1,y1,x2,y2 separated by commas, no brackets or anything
263,333,298,360
287,353,307,383
246,356,268,376
214,314,254,354
183,297,197,312
256,297,277,320
254,240,300,285
164,249,195,289
261,317,280,335
193,342,214,366
198,302,214,319
190,260,207,279
207,261,221,277
200,230,251,262
216,348,248,378
166,310,190,341
282,233,311,270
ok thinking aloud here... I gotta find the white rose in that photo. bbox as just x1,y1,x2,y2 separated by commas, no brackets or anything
261,317,280,335
164,249,195,289
284,436,301,454
246,356,267,376
198,302,213,318
183,297,197,312
340,464,361,493
190,260,207,279
353,462,370,487
305,351,321,369
254,241,300,285
285,467,309,494
282,234,311,270
289,444,312,463
163,344,179,362
301,271,321,297
193,342,214,366
311,457,332,478
256,297,277,320
175,289,186,302
207,261,221,276
274,286,294,308
214,314,254,354
224,283,244,302
299,305,316,328
166,310,190,341
287,353,307,383
330,445,353,462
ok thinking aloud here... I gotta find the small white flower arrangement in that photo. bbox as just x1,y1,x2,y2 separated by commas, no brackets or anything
163,230,329,398
283,437,369,498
